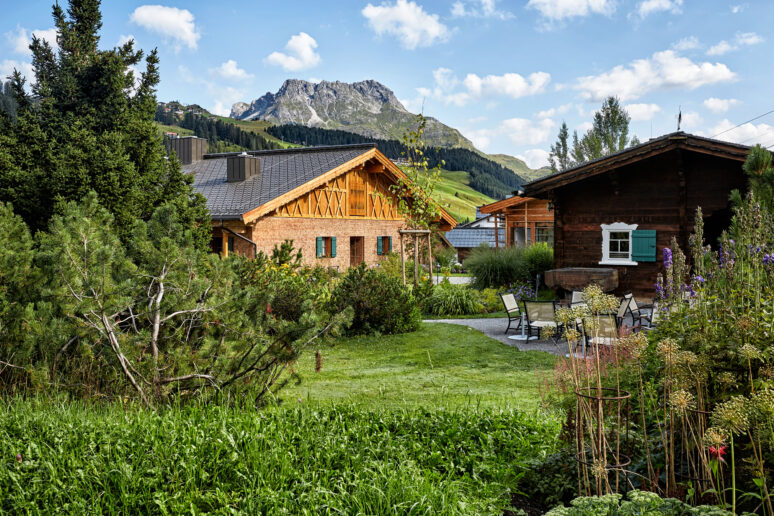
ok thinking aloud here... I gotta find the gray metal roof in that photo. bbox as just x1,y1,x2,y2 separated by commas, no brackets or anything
182,144,375,220
445,228,505,249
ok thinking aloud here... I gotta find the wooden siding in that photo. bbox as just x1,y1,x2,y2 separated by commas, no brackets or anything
274,166,401,221
552,149,746,296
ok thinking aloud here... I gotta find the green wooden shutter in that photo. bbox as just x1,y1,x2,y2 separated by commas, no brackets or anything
387,236,392,253
316,237,323,258
331,237,337,258
631,230,657,262
377,236,383,255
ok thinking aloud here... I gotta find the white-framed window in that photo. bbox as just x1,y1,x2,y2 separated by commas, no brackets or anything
600,222,638,266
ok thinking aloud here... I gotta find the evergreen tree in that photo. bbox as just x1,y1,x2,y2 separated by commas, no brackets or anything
551,97,638,169
0,0,210,248
548,121,571,173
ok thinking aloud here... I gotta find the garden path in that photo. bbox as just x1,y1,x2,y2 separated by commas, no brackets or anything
423,317,564,355
432,275,471,285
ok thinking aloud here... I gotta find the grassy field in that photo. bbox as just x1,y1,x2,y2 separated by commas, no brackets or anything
1,400,560,515
434,170,495,223
283,323,556,411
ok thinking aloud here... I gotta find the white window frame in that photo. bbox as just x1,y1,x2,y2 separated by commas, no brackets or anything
599,222,639,266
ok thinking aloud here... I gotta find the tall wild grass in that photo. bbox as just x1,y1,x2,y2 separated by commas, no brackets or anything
1,398,560,515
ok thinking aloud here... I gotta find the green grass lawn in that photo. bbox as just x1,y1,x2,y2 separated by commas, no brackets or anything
283,322,556,411
434,170,495,223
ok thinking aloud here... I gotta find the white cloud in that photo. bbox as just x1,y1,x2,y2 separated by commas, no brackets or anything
464,71,551,99
500,117,556,145
535,103,572,119
576,121,593,133
117,34,135,47
451,0,513,19
703,97,739,114
706,119,774,146
731,4,747,13
517,149,551,169
265,32,321,71
680,111,703,129
636,0,682,18
210,59,253,81
362,0,449,49
210,86,247,117
575,50,736,102
419,68,550,106
5,26,58,56
707,40,734,56
129,5,200,51
707,32,764,56
625,103,661,121
463,128,495,150
672,36,699,51
526,0,615,21
0,59,34,82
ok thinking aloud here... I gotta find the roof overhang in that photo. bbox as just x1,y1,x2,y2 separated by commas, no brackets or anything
524,132,751,198
478,195,536,214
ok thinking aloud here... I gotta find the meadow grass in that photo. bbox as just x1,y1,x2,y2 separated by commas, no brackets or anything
282,322,556,411
1,399,561,515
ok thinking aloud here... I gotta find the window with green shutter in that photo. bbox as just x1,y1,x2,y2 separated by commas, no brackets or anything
316,237,336,258
387,236,392,253
377,236,383,255
631,230,657,262
316,237,323,258
331,237,337,258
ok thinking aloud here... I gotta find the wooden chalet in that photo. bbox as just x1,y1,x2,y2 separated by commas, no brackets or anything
176,137,456,268
478,196,554,248
523,132,751,296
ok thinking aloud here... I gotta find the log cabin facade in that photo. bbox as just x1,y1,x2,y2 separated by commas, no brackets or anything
523,132,750,296
179,139,456,269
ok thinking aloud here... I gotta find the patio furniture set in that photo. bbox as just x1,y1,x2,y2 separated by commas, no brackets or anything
500,291,659,355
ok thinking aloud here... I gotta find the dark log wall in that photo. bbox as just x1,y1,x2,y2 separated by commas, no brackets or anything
553,149,746,296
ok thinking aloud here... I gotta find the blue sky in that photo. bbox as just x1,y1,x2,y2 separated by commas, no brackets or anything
3,0,773,168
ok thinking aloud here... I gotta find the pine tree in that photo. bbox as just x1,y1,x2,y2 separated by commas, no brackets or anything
548,121,571,173
0,0,210,248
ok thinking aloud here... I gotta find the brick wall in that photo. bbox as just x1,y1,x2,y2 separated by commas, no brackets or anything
250,216,406,269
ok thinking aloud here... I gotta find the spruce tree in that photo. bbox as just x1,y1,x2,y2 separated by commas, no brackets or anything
0,0,210,248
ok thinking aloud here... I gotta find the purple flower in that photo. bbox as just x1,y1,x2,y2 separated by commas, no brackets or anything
764,254,772,265
655,282,665,299
729,239,735,246
663,247,673,269
693,275,706,284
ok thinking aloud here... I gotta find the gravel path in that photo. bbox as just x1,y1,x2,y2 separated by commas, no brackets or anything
423,317,565,355
432,275,471,285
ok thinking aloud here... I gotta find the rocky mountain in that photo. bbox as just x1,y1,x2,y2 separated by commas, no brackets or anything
488,154,552,183
230,79,476,150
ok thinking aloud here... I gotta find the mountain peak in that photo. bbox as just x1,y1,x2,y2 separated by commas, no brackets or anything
229,79,471,148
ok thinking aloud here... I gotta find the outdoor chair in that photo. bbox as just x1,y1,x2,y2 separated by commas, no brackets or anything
500,293,522,334
616,295,632,327
569,290,584,306
639,300,659,330
523,301,559,338
626,294,653,330
582,312,620,351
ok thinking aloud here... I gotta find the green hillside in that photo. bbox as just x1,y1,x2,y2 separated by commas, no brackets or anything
488,153,552,183
434,170,494,224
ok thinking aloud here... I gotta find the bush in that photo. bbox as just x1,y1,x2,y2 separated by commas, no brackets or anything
522,242,554,279
545,490,737,515
465,245,525,289
329,264,421,335
465,244,554,290
479,287,503,313
519,448,578,510
425,283,484,316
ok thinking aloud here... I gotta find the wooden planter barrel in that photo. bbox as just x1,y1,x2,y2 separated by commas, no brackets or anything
544,267,619,293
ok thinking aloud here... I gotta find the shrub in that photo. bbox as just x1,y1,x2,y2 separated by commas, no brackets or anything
519,448,578,510
425,283,484,316
522,242,554,279
479,287,502,313
465,245,525,289
545,490,736,515
329,264,421,335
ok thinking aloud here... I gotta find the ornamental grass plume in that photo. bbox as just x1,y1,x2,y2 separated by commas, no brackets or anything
738,343,761,361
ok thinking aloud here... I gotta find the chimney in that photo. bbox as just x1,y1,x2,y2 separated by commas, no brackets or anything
227,152,260,182
165,135,207,164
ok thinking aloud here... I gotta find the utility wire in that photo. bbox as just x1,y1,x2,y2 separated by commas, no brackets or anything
711,109,774,138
